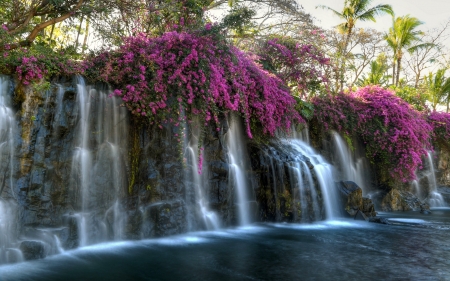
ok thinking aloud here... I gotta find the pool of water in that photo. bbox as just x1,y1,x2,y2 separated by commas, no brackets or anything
1,209,450,281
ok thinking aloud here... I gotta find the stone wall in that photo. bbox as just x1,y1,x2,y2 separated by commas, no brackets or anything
437,147,450,186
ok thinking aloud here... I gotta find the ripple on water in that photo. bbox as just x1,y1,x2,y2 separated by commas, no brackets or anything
387,218,428,224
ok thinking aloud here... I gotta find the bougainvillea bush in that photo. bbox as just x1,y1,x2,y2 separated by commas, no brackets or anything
428,111,450,149
257,37,331,98
313,86,432,182
0,44,88,86
85,28,304,139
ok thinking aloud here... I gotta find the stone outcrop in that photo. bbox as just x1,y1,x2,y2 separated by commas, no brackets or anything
336,181,376,219
380,189,428,212
19,241,46,260
249,141,325,223
437,147,450,186
0,77,382,264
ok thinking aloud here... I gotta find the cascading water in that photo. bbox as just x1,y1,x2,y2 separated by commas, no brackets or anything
0,76,16,198
256,140,323,222
226,115,255,225
183,120,220,230
292,126,310,144
424,152,446,207
0,200,23,264
71,77,129,246
0,76,22,264
331,132,371,194
285,139,341,220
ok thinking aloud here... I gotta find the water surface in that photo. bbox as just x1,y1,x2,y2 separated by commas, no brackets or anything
1,209,449,281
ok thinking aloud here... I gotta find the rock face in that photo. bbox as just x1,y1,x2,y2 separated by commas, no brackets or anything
19,241,46,260
380,189,426,212
336,181,376,219
437,147,450,186
0,77,381,264
249,141,326,223
0,77,239,255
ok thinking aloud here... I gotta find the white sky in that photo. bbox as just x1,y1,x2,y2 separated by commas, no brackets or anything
301,0,450,33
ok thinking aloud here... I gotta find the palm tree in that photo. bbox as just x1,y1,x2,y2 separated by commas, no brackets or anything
317,0,393,91
385,15,428,86
424,68,450,112
357,60,391,87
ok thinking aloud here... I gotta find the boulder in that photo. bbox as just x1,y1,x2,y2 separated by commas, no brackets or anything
19,241,46,260
362,198,377,217
420,203,432,215
380,189,422,211
336,181,376,218
368,217,389,224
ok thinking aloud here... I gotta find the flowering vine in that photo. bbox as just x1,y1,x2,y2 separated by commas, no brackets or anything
257,37,331,98
85,29,305,139
313,86,432,182
428,111,450,149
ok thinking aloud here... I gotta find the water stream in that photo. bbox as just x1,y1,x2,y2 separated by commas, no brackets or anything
183,120,220,230
71,77,129,246
331,132,371,194
285,139,341,220
226,115,254,225
424,152,446,207
0,76,21,264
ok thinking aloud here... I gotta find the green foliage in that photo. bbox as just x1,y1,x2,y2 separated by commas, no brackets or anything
294,98,314,121
357,58,391,87
221,5,256,36
423,68,450,111
390,84,428,111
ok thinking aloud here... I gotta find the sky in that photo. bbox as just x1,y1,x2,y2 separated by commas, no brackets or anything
300,0,450,33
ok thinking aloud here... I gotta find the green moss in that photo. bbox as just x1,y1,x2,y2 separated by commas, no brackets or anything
128,117,142,193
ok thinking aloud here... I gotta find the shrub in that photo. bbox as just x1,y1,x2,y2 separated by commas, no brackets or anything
428,111,450,149
313,86,432,182
85,29,305,139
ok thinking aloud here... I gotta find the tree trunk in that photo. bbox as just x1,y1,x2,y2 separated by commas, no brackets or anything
0,0,84,51
447,97,449,113
396,56,402,87
82,19,89,54
75,16,84,51
49,24,55,41
392,61,396,86
340,26,354,92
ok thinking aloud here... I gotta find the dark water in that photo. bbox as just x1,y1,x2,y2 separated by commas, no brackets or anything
1,209,450,281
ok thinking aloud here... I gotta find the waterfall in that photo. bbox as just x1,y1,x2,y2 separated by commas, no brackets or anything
331,132,371,194
0,76,22,264
424,152,446,207
285,139,341,220
183,119,220,230
293,126,310,144
0,200,23,264
0,76,16,199
71,77,129,246
226,115,254,225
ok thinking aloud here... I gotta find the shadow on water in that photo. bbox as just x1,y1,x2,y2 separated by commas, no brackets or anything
1,210,450,281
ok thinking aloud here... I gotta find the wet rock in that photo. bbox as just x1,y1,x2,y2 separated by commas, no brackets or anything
437,147,450,186
354,210,368,221
362,198,376,218
368,217,389,224
336,181,376,218
420,203,432,215
381,189,422,211
336,181,362,217
141,200,187,237
19,241,46,260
